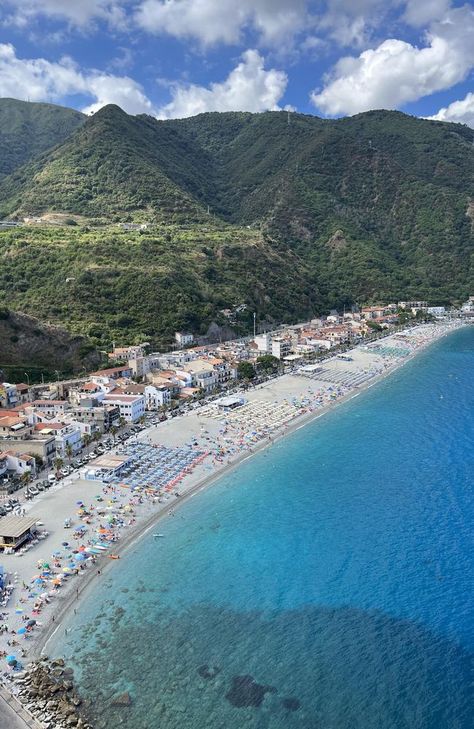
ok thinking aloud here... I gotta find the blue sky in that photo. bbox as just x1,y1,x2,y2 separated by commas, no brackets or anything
0,1,473,125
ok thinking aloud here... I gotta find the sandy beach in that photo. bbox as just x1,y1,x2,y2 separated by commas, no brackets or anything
0,320,466,687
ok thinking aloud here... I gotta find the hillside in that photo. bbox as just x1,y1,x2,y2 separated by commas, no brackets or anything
0,98,85,180
0,103,473,353
0,307,101,382
0,104,209,222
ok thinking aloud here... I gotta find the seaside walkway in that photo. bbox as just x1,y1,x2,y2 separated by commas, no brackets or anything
0,685,44,729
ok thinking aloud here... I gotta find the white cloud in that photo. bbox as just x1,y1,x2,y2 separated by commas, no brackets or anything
135,0,308,46
0,0,127,28
311,5,474,115
0,43,156,115
428,92,474,128
402,0,452,28
318,0,388,47
158,49,287,118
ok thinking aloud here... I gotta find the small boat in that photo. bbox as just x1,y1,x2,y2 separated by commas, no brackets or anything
108,555,120,560
153,534,164,538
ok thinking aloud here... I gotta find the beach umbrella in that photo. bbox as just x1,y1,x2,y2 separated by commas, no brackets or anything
74,553,86,562
6,655,16,665
27,620,36,627
62,542,69,547
17,627,27,635
15,607,23,614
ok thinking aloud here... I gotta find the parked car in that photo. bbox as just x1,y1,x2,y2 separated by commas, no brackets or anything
0,507,7,516
48,473,56,483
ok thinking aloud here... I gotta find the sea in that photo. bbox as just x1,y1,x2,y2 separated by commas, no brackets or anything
52,327,474,729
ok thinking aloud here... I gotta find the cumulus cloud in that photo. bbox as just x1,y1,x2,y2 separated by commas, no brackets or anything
0,43,155,115
428,92,474,128
311,5,474,115
0,0,127,28
158,49,287,118
135,0,308,46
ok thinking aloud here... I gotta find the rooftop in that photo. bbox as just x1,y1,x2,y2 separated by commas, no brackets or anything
0,516,37,539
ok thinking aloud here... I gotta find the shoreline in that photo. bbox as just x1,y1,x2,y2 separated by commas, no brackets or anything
35,320,464,660
0,320,466,682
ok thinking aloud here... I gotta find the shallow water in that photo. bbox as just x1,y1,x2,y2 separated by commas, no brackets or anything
54,328,474,728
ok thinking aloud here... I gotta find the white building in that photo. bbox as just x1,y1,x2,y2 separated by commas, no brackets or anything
103,394,145,422
144,384,171,409
254,334,271,353
35,422,82,456
271,338,292,360
175,332,194,346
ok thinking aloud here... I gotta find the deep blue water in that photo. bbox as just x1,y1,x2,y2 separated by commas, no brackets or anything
55,328,474,729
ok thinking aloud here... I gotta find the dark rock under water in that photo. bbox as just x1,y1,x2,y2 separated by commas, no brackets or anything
225,675,277,707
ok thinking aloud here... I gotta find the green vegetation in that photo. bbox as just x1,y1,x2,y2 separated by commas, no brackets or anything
237,361,256,380
0,98,84,180
0,102,473,363
0,224,313,350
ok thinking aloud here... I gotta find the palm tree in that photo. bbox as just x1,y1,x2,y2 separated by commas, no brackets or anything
118,416,126,430
110,425,118,444
20,471,31,488
65,443,73,462
53,457,64,477
82,433,92,454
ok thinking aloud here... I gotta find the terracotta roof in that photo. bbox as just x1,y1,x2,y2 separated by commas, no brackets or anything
35,422,65,431
0,416,25,427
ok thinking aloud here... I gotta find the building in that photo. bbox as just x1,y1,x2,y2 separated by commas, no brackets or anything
123,383,171,410
109,344,147,361
0,383,20,409
0,415,32,438
0,435,56,467
65,404,120,433
175,332,194,347
398,301,428,311
89,366,133,380
360,306,388,320
34,422,82,457
254,334,272,353
0,516,38,551
271,338,292,360
30,400,69,417
103,393,145,422
0,451,36,478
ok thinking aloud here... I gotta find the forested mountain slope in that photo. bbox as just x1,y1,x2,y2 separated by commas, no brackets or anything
0,102,473,354
0,98,85,180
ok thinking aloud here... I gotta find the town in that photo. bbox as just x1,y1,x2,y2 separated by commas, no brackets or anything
0,298,472,499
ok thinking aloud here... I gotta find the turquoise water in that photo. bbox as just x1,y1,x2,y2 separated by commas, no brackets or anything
56,328,474,728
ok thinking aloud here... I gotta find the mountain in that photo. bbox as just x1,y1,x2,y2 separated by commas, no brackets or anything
0,102,473,354
0,306,100,383
0,98,85,181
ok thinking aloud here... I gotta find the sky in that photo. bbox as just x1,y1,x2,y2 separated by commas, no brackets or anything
0,0,473,126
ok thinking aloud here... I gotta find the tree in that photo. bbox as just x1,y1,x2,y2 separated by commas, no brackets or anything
119,416,126,429
256,354,280,373
53,457,64,476
110,425,118,443
65,443,73,461
82,433,92,453
20,471,31,487
237,361,256,380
